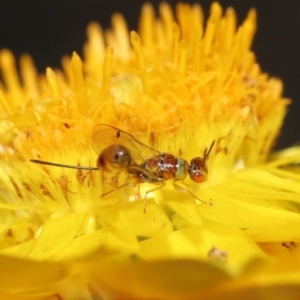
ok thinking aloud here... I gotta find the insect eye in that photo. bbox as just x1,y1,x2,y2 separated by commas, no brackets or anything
192,172,206,183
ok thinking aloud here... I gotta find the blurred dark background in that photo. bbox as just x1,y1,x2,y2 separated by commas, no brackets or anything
0,0,299,149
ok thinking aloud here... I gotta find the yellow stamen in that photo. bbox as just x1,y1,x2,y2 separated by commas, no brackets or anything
0,88,14,115
46,67,60,97
20,54,39,100
102,46,113,92
172,23,180,66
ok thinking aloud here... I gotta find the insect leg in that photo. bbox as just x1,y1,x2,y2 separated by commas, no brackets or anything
101,182,138,197
181,180,190,188
143,182,166,213
172,179,212,205
101,173,139,197
128,165,164,182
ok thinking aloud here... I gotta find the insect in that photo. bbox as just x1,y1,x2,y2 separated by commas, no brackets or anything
30,124,215,211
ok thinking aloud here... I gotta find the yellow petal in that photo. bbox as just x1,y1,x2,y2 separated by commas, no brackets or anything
199,284,300,300
246,224,300,242
98,199,173,237
53,226,139,261
0,255,67,292
232,167,300,194
27,212,93,260
166,199,203,226
197,190,300,229
139,222,267,271
0,291,58,300
83,258,233,299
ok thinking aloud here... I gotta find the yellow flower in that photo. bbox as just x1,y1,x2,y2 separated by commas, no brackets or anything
0,2,300,299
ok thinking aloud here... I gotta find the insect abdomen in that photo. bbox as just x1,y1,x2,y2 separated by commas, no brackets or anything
97,144,133,173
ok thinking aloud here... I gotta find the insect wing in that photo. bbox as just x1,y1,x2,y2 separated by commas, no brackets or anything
92,124,160,165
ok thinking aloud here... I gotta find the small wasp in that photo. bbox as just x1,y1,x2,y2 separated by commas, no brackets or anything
30,124,215,211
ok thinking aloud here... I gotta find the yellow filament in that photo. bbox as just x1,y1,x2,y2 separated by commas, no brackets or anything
242,9,257,51
177,40,186,79
130,31,147,93
203,2,222,57
139,3,155,50
130,31,145,71
111,13,130,59
84,22,105,80
0,50,21,92
192,25,203,74
0,88,14,115
159,2,174,44
224,7,237,50
46,67,60,97
20,54,39,100
172,23,180,66
102,46,114,92
71,52,84,95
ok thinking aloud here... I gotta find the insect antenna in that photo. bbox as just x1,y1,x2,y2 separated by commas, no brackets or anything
203,140,215,165
30,159,98,171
